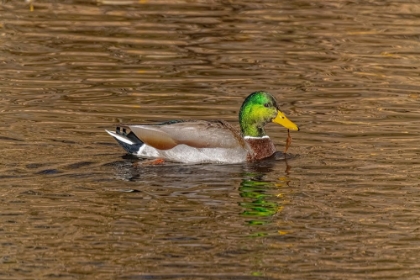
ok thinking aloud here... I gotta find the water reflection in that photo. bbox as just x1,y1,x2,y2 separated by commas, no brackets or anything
239,177,280,225
239,157,291,237
111,153,294,239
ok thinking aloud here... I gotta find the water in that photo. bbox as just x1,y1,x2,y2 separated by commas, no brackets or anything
1,0,420,279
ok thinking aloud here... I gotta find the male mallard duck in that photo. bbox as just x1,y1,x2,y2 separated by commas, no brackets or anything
106,91,299,164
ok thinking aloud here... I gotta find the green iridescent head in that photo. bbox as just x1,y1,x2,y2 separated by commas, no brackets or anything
239,91,299,137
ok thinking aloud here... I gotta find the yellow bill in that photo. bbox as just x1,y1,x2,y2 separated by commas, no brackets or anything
272,110,299,131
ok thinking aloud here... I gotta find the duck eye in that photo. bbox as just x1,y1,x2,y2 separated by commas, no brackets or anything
264,103,270,108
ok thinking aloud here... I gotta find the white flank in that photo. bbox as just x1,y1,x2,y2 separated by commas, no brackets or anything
137,143,146,155
137,144,248,164
244,135,269,139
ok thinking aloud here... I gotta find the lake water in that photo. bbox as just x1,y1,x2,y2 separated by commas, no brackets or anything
1,0,420,279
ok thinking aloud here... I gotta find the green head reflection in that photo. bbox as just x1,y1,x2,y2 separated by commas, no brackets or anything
239,172,290,235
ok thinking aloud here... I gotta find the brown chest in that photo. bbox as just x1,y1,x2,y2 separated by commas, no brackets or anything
245,137,276,161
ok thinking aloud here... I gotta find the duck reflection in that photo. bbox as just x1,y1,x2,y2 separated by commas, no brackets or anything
109,151,294,237
239,152,292,234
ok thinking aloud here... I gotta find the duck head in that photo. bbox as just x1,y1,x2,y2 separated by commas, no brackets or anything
239,91,299,137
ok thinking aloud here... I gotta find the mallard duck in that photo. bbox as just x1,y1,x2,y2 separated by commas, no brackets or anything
106,91,299,164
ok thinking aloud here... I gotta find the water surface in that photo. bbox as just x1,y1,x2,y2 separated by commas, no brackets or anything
1,1,420,279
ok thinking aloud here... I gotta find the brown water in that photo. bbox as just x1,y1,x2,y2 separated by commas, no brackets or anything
1,1,420,279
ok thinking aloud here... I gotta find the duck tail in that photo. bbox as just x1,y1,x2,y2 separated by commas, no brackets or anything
105,126,144,155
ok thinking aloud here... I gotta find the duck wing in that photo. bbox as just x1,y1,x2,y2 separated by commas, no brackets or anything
128,120,245,150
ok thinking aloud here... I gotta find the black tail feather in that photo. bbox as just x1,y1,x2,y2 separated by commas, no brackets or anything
114,126,144,154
